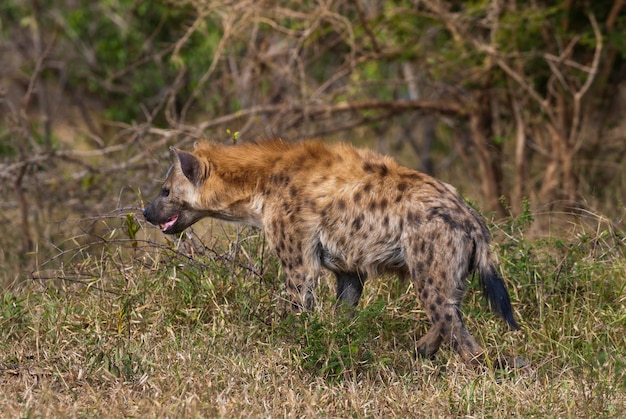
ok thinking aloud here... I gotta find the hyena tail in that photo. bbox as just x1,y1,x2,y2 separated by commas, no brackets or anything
475,246,520,331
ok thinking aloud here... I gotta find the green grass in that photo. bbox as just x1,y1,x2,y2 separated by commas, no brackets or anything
1,210,625,417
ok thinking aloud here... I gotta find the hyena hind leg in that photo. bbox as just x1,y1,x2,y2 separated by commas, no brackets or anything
408,240,485,364
415,292,485,364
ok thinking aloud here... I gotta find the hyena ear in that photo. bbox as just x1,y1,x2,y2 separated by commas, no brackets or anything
170,147,209,185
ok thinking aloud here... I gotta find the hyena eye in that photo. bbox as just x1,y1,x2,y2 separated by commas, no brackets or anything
160,187,170,197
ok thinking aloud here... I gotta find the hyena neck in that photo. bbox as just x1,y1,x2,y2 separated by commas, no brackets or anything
194,141,290,228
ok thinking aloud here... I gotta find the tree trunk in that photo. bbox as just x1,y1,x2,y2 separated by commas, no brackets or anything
468,90,506,216
511,96,527,216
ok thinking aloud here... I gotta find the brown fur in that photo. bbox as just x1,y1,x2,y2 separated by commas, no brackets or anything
143,139,519,364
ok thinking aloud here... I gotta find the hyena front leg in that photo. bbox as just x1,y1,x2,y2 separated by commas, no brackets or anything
282,261,318,312
265,219,319,311
335,271,366,306
333,271,367,316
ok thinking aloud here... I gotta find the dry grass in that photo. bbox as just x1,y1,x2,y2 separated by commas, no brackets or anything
1,206,625,417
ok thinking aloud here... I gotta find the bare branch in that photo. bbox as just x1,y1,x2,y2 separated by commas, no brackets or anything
570,12,603,148
190,99,466,136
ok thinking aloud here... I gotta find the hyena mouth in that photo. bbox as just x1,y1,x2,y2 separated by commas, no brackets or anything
160,214,179,232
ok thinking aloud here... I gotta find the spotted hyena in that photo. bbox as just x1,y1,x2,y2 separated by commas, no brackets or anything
143,139,519,364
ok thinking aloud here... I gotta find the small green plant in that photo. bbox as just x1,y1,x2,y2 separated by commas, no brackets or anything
0,292,26,340
226,128,240,144
87,342,147,380
124,213,141,248
299,301,385,381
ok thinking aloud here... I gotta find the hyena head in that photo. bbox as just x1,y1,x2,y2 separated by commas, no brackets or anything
143,147,210,235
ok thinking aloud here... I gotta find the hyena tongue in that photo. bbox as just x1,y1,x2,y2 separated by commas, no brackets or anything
160,214,179,231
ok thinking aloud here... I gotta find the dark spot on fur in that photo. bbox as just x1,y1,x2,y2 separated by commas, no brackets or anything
363,183,372,193
295,256,303,266
363,162,374,173
416,262,424,274
427,277,434,285
289,186,298,198
383,215,389,226
422,289,429,300
433,312,440,322
379,199,388,210
407,211,422,224
425,180,445,194
463,219,474,234
397,182,408,192
369,201,377,211
400,172,423,181
445,314,453,322
395,194,403,203
352,215,363,232
429,304,437,313
436,296,443,305
338,199,346,209
440,324,450,338
293,155,307,168
320,207,328,218
378,164,388,176
270,172,290,187
354,192,362,203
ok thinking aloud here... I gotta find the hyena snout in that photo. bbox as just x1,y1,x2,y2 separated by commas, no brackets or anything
142,203,158,224
142,200,182,234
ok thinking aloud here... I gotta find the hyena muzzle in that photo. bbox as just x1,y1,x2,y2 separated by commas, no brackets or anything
143,139,520,365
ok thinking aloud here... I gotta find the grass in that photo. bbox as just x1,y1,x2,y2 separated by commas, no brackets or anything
1,208,625,417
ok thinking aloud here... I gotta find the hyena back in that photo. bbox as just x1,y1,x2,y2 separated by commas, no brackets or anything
143,139,519,364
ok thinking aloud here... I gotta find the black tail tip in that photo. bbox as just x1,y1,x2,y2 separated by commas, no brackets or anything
480,270,520,330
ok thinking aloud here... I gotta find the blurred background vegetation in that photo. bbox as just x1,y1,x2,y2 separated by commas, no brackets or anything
0,0,625,285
